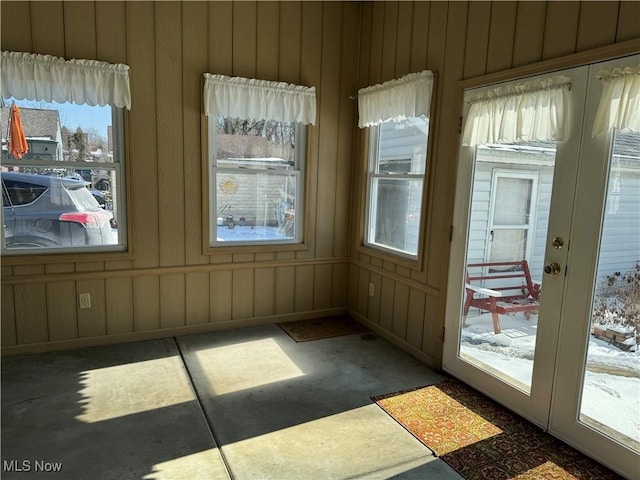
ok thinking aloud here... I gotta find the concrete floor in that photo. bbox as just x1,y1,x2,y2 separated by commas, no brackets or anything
1,324,464,480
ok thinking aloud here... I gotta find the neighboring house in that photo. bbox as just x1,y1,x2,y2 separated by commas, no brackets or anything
0,106,63,161
467,131,640,287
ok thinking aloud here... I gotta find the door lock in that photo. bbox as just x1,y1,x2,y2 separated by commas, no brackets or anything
544,262,562,276
552,237,564,249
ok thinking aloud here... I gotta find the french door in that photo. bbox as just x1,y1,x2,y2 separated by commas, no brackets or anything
444,53,639,479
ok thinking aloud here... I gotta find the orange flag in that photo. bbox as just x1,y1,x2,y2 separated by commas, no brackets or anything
9,104,28,159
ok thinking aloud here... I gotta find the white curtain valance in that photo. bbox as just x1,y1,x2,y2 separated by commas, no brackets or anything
592,65,640,136
203,73,316,125
1,51,131,109
357,70,434,128
462,76,571,147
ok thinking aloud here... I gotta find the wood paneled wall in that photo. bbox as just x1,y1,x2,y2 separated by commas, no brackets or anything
348,1,640,368
0,1,358,355
1,1,638,362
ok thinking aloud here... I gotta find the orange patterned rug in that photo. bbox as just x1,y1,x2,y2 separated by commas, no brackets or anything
373,379,622,479
277,315,369,342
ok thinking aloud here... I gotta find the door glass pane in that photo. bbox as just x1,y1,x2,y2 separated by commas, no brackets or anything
461,143,555,393
580,130,640,452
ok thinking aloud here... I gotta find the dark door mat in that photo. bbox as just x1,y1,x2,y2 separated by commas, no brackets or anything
277,315,370,342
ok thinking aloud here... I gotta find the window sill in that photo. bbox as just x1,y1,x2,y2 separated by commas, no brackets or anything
356,242,425,272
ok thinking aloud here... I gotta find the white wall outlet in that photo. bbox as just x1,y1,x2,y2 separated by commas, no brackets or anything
368,282,375,297
79,293,92,309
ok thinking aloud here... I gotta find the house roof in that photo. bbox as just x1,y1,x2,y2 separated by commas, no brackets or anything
0,106,60,142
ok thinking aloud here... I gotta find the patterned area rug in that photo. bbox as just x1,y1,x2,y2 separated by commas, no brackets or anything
277,315,369,342
373,379,622,479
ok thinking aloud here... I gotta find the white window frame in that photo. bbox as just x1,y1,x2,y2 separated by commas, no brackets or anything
207,118,306,247
1,102,127,255
364,117,428,260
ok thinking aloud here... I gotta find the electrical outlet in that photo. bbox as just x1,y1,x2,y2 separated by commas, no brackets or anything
368,282,375,297
79,293,91,309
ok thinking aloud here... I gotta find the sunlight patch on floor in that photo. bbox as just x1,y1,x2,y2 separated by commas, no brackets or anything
75,357,194,423
194,337,305,396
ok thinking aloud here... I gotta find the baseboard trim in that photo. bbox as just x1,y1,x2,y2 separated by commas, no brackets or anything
0,307,346,356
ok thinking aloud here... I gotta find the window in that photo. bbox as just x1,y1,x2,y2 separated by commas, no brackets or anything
366,116,428,257
210,117,304,244
1,52,130,254
358,70,434,259
203,74,316,247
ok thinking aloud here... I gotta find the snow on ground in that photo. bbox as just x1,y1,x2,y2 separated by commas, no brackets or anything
460,310,640,444
217,225,291,242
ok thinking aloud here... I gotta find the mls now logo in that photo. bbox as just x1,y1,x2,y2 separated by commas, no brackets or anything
3,459,63,472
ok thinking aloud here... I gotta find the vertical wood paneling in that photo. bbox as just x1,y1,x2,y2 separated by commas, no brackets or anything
395,2,413,77
275,266,295,314
2,1,31,52
512,1,546,67
257,1,280,81
358,2,373,89
1,285,17,346
294,265,314,312
332,262,349,308
392,282,409,339
95,1,127,64
617,1,640,42
367,271,382,325
30,1,64,57
156,2,185,267
356,266,369,317
254,268,276,317
183,1,209,266
77,280,106,338
379,276,395,332
426,2,447,72
211,270,232,322
127,1,160,269
381,1,398,82
486,1,517,73
428,1,468,365
425,1,451,289
542,1,581,60
422,293,439,360
298,1,323,260
160,274,185,328
63,1,96,59
47,281,77,341
186,272,210,325
209,1,233,75
279,2,302,85
106,277,134,334
576,1,619,52
463,1,491,79
347,263,359,312
233,270,254,319
316,2,342,258
313,264,332,310
369,2,385,86
233,1,257,78
334,1,359,258
406,288,425,349
133,276,160,331
410,2,429,73
15,284,48,344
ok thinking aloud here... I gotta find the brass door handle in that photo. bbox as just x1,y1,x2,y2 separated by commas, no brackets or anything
544,262,562,276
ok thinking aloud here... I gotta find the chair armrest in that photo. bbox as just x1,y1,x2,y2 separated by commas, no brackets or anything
465,283,502,297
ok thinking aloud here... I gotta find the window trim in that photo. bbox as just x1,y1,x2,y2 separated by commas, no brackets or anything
353,125,435,272
1,104,129,257
360,118,432,267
